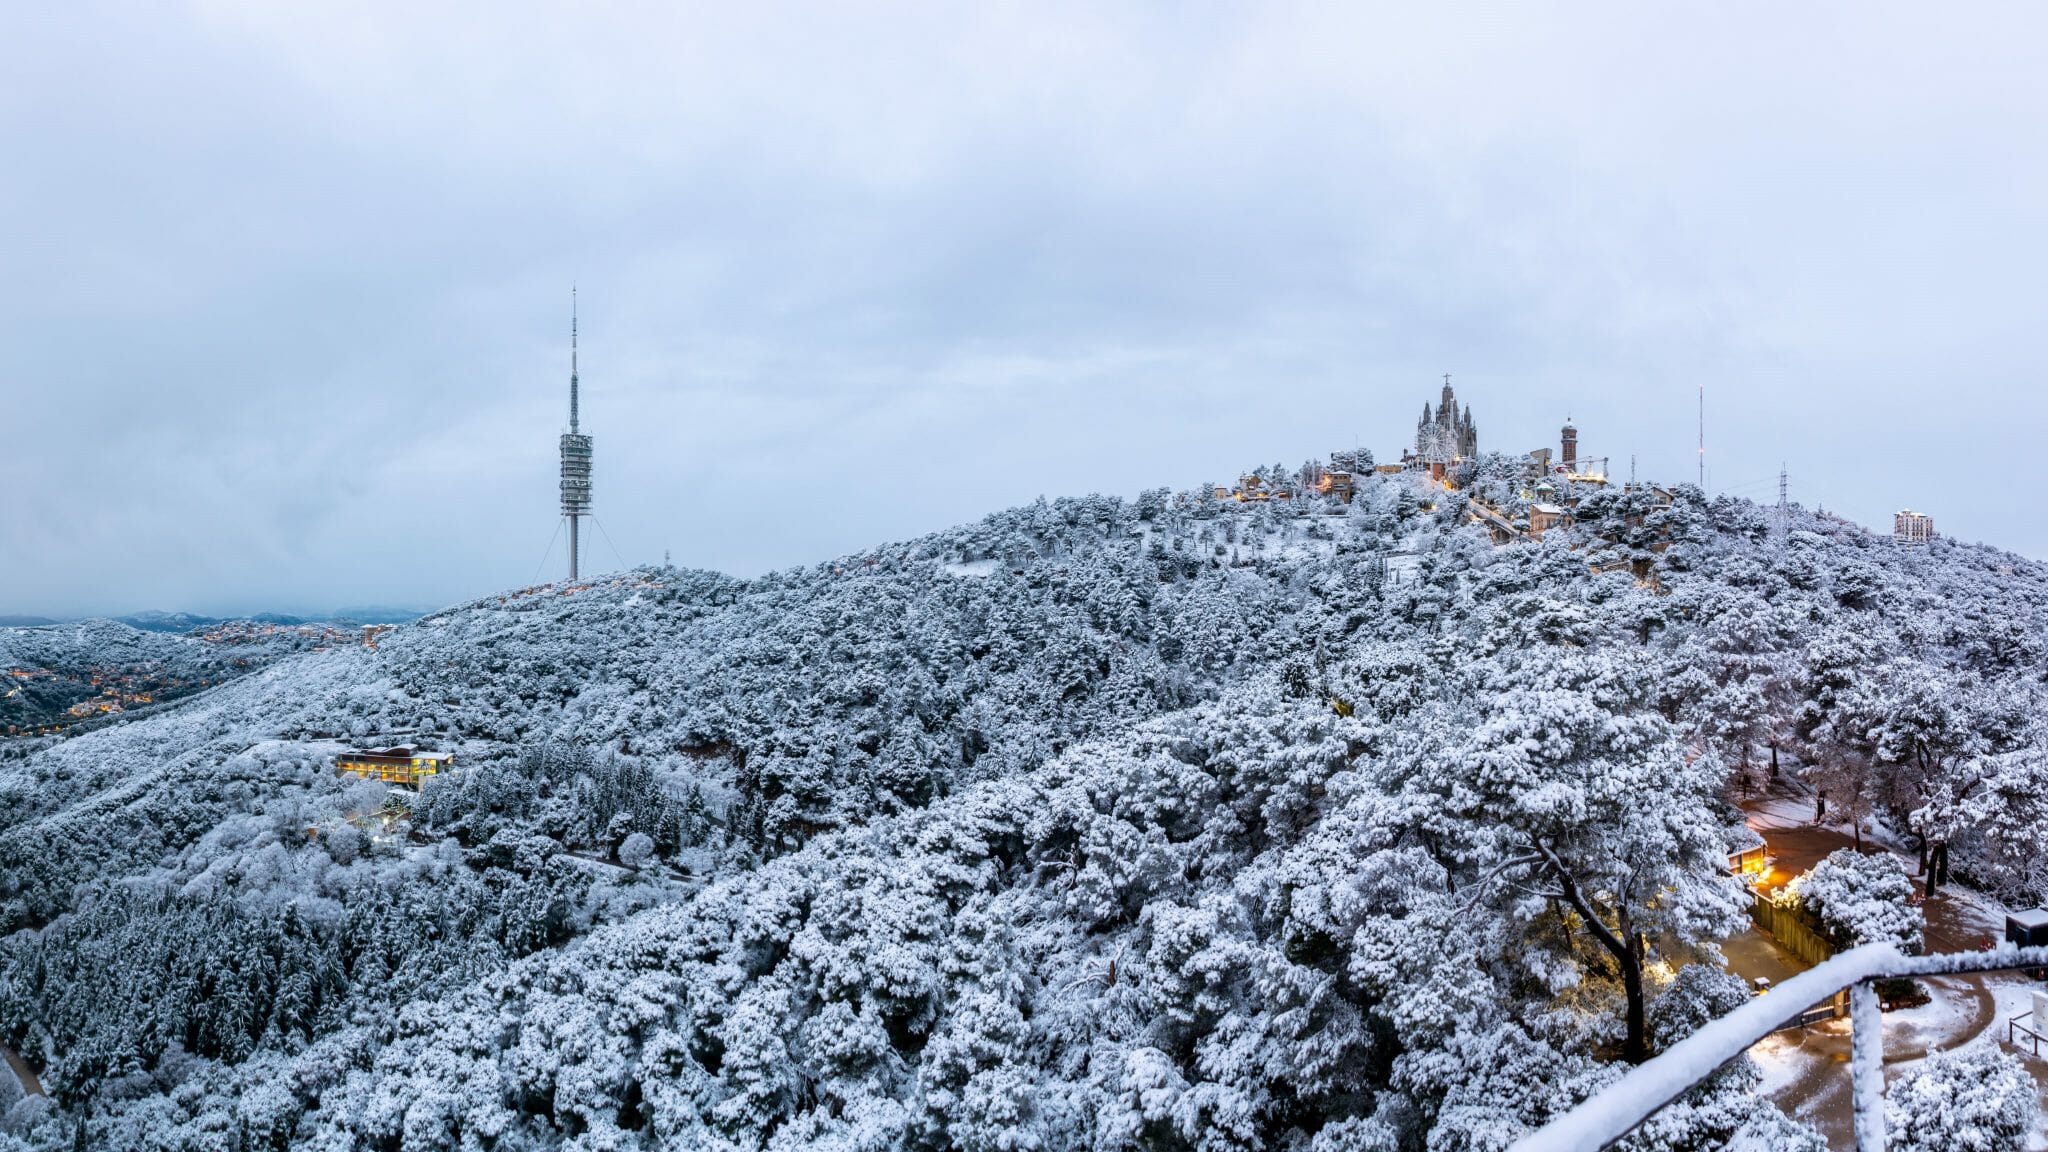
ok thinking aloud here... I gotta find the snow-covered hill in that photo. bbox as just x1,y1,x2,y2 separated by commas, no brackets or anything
3,467,2046,1150
0,618,341,738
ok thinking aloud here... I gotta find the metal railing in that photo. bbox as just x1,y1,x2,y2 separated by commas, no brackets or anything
1510,942,2048,1152
2013,1008,2047,1059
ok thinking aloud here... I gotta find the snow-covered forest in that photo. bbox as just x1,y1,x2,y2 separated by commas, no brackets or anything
3,462,2046,1150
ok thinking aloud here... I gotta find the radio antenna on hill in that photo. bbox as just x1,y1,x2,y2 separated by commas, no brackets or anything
570,288,579,435
1778,463,1789,534
558,288,594,580
1697,382,1705,490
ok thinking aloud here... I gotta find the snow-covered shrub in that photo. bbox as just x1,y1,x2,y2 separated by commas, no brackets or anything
1647,964,1751,1051
617,831,653,870
1786,848,1923,951
324,822,364,865
1885,1044,2033,1152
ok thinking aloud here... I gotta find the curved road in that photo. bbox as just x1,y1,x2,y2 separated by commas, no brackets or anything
0,1039,42,1098
1737,793,2042,1147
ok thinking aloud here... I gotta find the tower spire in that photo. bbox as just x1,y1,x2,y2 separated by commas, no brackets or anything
570,285,580,434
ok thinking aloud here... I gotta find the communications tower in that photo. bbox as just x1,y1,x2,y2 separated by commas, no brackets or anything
559,290,593,580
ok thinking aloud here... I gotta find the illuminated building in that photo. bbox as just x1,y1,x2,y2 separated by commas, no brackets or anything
336,747,454,788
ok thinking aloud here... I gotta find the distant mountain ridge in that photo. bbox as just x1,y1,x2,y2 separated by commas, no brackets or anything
114,611,241,633
0,607,430,634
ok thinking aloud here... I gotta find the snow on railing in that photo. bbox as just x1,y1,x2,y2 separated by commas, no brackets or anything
1510,942,2048,1152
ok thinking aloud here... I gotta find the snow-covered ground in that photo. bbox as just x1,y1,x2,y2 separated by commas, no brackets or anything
1749,1032,1822,1097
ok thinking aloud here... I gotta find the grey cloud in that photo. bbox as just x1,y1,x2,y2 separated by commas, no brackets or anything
4,2,2046,616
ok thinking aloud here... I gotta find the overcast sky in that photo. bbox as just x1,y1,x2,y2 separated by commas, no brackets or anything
4,2,2045,618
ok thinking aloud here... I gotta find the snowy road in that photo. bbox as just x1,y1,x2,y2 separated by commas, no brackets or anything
0,1039,42,1099
1735,794,2048,1147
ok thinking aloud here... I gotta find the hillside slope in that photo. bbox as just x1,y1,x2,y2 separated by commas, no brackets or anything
3,467,2046,1150
0,618,340,738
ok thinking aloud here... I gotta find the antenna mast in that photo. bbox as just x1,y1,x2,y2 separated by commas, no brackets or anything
570,286,580,434
1697,382,1705,490
558,288,594,581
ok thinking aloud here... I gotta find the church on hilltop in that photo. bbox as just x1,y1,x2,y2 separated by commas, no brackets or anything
1407,375,1478,468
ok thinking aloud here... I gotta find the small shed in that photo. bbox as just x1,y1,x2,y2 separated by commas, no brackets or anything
2007,908,2048,948
1727,825,1768,880
1529,503,1570,538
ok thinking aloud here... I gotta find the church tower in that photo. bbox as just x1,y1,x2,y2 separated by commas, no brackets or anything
1415,375,1478,462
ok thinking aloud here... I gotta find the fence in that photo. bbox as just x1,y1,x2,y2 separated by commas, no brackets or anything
1748,893,1838,968
1774,997,1845,1033
2012,1010,2046,1059
1510,943,2048,1152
